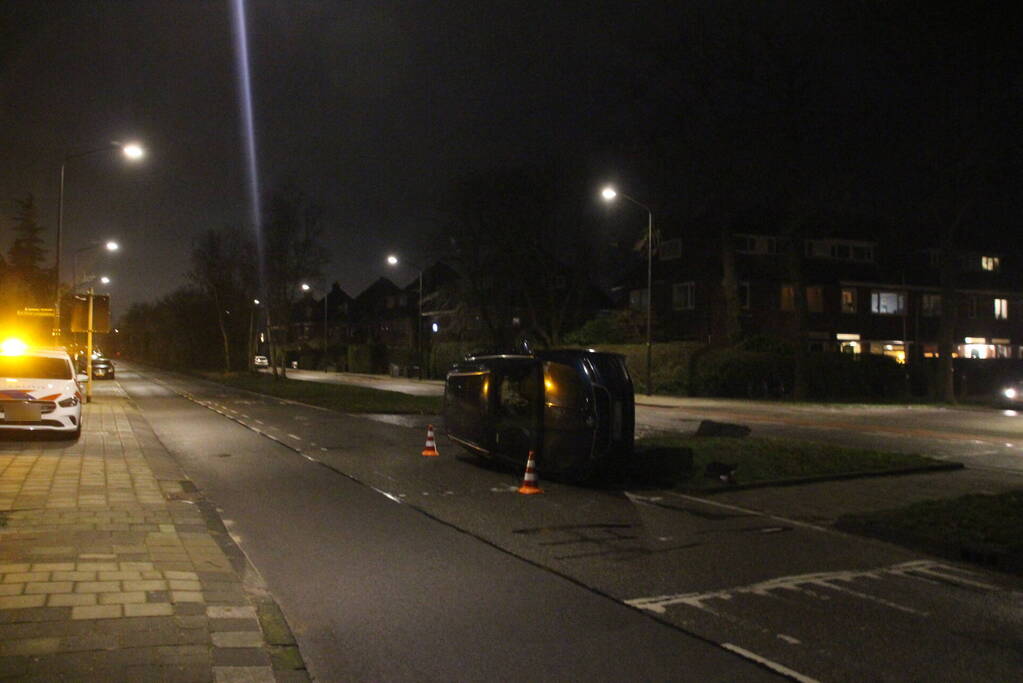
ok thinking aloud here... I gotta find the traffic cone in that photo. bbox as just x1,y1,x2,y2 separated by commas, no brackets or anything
422,424,440,456
517,450,543,495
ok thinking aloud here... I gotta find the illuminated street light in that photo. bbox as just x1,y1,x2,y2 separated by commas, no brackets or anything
99,276,111,285
299,283,328,362
601,185,655,395
105,241,120,252
73,240,121,292
386,254,424,378
121,142,145,160
55,141,145,337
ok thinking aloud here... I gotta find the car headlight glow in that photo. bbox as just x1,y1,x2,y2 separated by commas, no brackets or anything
1003,387,1017,399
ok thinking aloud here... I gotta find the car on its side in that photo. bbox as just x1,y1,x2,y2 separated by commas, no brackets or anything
0,339,82,438
253,355,269,368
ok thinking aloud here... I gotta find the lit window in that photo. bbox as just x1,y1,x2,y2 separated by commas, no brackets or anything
673,282,695,310
921,293,941,317
780,285,794,311
995,298,1008,319
806,286,823,313
982,256,1000,271
841,288,857,314
870,290,905,315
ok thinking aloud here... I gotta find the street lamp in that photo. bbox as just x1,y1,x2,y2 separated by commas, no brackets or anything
300,283,329,364
386,255,424,379
72,240,119,293
55,141,144,337
602,185,655,396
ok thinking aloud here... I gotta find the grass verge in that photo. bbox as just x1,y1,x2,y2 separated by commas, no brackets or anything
200,372,442,414
836,491,1023,574
633,435,951,491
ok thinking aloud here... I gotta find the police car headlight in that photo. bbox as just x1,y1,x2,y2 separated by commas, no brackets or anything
58,396,79,408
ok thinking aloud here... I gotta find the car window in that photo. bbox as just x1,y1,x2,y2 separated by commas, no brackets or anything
0,356,73,380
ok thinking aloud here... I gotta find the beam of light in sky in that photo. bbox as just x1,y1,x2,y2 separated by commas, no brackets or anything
231,0,265,289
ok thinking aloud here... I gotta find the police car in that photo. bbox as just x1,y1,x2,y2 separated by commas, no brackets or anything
0,339,82,438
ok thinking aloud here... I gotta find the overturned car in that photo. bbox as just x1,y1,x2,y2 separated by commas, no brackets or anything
443,349,634,482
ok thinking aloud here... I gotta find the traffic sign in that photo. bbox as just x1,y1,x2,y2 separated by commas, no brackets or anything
17,307,55,317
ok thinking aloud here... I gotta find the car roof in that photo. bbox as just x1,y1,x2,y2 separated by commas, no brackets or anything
8,346,72,360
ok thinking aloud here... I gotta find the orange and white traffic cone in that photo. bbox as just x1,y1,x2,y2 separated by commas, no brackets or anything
517,450,543,495
422,424,440,456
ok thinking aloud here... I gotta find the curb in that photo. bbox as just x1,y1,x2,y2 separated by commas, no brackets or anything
678,461,965,495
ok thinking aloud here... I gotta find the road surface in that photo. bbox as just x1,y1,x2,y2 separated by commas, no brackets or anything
120,364,1023,681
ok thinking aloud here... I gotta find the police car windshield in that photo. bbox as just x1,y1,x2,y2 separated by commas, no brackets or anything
0,356,72,380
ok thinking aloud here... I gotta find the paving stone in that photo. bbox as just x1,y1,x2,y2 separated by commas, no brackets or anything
98,570,142,581
98,591,147,605
25,581,74,594
48,593,98,607
164,570,199,580
3,571,49,583
171,590,204,603
123,579,167,592
0,583,24,595
51,570,97,581
75,581,121,593
209,617,261,633
31,562,76,572
123,602,175,618
174,602,206,616
71,604,122,620
0,563,31,572
212,631,264,648
0,594,46,609
76,562,118,571
0,636,61,656
207,605,256,619
212,646,271,667
0,606,69,623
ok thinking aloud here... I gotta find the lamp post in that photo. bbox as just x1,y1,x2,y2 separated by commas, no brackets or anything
602,186,655,396
249,298,261,371
386,255,423,379
300,283,329,365
82,276,112,404
72,240,119,294
55,142,144,339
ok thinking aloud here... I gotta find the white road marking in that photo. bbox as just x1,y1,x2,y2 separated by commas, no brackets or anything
720,643,820,683
777,634,801,645
254,419,264,425
287,433,302,441
626,560,982,615
648,491,831,534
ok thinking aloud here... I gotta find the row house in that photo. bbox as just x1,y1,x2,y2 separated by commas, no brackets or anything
623,230,1023,361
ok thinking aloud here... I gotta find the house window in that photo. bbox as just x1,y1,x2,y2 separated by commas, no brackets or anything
995,298,1008,320
806,286,823,313
982,256,1000,271
673,282,695,310
739,282,750,310
831,244,850,260
659,238,682,260
871,290,905,315
967,296,977,319
841,288,857,314
780,285,794,311
764,237,778,254
921,294,941,317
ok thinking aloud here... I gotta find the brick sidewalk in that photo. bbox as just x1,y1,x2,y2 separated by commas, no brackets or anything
0,385,307,681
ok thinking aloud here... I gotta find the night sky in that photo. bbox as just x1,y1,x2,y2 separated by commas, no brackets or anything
1,2,1019,316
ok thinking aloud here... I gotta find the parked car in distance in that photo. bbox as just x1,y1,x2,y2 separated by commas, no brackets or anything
254,355,269,367
91,356,115,380
0,338,82,438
